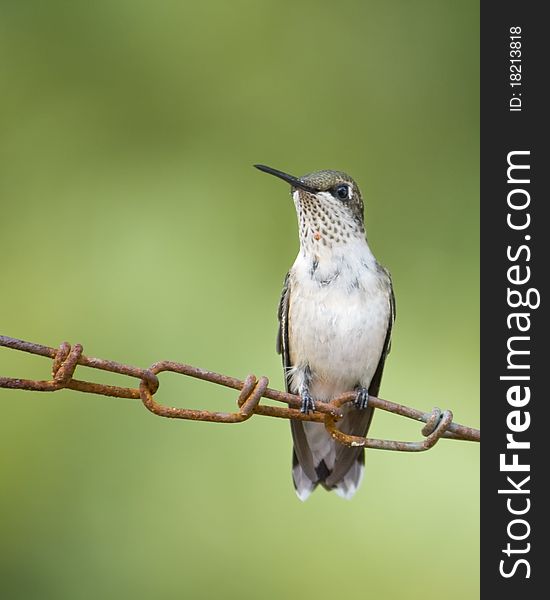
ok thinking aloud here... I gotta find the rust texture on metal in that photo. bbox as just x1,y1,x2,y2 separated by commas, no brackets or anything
1,335,480,451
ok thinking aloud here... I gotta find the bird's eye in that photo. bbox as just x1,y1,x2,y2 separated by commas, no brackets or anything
334,184,350,200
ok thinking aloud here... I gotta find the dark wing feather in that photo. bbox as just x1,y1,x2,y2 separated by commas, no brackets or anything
276,271,291,388
368,276,396,397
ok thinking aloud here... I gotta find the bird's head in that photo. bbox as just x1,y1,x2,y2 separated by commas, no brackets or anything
255,164,366,250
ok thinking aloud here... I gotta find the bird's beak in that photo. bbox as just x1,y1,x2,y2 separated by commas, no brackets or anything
254,164,318,193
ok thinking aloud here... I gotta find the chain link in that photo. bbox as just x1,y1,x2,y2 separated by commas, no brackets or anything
1,335,480,451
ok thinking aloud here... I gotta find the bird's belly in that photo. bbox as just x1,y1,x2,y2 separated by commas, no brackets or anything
288,282,389,401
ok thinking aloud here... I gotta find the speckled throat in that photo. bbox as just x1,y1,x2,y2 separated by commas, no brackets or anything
294,187,366,254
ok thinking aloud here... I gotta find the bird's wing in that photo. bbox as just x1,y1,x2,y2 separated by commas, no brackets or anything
276,271,291,381
277,272,318,483
367,273,396,398
326,275,396,488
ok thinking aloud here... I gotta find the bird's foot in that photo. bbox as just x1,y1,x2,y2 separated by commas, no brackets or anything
300,389,316,414
354,387,370,410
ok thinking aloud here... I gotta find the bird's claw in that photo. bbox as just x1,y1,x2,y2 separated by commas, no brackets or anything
300,390,316,414
354,387,370,410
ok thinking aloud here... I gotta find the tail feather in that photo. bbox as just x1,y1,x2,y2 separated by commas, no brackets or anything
292,450,317,501
331,451,365,499
291,406,373,501
323,404,373,488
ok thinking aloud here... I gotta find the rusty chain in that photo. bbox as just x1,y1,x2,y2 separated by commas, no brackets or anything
0,335,479,451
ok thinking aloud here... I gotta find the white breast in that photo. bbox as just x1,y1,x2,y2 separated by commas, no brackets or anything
287,242,391,402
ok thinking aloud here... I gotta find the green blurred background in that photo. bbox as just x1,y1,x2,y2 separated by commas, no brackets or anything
1,1,479,598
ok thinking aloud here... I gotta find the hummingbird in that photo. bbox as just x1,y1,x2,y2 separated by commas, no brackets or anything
255,164,395,500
